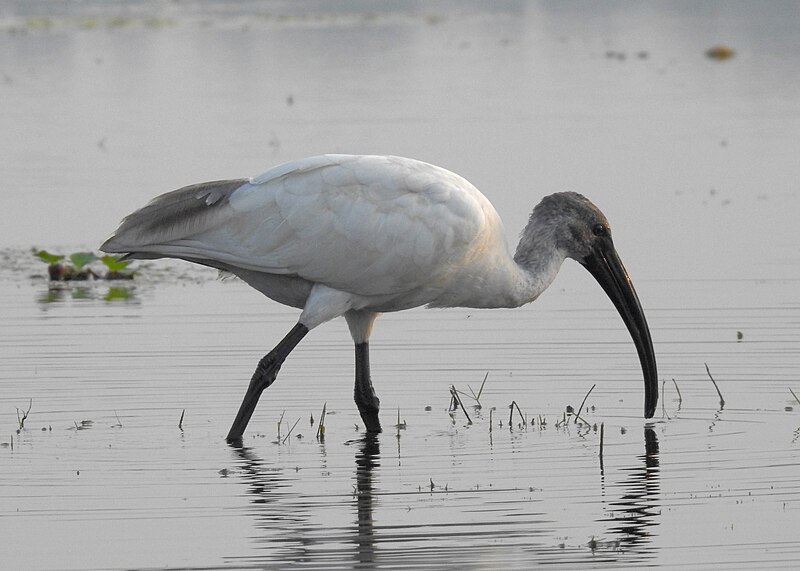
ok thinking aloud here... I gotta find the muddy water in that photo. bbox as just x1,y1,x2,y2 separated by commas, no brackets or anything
2,2,800,569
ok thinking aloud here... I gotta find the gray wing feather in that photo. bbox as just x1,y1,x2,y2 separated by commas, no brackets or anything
101,179,247,255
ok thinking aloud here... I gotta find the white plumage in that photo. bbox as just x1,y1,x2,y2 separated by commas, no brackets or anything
103,154,657,442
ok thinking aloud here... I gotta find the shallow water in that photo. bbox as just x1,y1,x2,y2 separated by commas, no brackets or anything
2,1,800,569
3,265,800,569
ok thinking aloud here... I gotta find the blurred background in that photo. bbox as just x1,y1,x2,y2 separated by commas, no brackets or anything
2,0,799,283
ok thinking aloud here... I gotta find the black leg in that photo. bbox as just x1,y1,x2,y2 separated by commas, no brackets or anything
354,342,381,433
226,323,309,444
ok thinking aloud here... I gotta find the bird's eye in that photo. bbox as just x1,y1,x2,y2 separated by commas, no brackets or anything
592,223,608,237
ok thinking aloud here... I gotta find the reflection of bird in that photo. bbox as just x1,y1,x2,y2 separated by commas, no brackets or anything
102,154,657,442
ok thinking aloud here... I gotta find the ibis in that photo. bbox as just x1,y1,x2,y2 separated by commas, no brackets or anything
101,154,658,442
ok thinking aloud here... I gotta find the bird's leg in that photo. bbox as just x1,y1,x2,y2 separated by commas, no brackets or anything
354,342,381,433
226,323,309,444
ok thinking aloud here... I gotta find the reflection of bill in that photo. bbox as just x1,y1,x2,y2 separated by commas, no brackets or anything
601,426,661,558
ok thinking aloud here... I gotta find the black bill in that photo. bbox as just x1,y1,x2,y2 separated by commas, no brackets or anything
581,239,658,418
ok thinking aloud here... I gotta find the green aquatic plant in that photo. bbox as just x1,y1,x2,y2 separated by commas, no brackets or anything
34,250,64,265
69,252,97,270
100,255,134,280
32,249,135,281
100,255,130,272
33,249,84,280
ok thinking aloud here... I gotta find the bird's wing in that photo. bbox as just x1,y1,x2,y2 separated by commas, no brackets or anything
103,155,494,297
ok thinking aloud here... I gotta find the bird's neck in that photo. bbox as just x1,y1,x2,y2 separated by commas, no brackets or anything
427,208,565,310
508,252,563,308
442,228,563,310
510,211,566,306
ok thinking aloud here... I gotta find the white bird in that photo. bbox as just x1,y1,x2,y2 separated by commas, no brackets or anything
102,154,657,443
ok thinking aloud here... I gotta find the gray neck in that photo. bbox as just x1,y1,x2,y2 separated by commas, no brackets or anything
512,208,566,304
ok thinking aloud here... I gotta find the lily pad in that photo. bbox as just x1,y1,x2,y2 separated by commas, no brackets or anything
34,249,64,265
69,252,98,270
100,255,131,272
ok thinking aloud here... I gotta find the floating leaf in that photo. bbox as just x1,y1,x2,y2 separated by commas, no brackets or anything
100,255,130,272
34,249,64,265
69,252,98,270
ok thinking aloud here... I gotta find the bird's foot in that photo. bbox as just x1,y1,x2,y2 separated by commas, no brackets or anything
361,412,382,434
356,392,381,433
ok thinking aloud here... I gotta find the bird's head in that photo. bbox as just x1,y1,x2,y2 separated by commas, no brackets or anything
529,192,658,418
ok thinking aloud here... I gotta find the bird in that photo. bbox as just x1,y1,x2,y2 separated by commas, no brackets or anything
101,154,658,443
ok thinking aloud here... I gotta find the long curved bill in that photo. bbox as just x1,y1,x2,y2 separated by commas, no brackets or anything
581,240,658,418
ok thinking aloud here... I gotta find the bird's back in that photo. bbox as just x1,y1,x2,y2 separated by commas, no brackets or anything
102,155,505,302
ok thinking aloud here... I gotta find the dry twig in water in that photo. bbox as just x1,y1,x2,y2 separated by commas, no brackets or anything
316,402,327,441
394,408,407,434
16,399,32,430
704,363,725,408
574,384,596,424
509,400,526,428
599,422,605,471
282,417,301,444
277,410,286,441
467,372,489,408
672,378,683,406
449,385,472,424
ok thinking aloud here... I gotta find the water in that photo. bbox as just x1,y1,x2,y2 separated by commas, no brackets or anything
2,1,800,569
